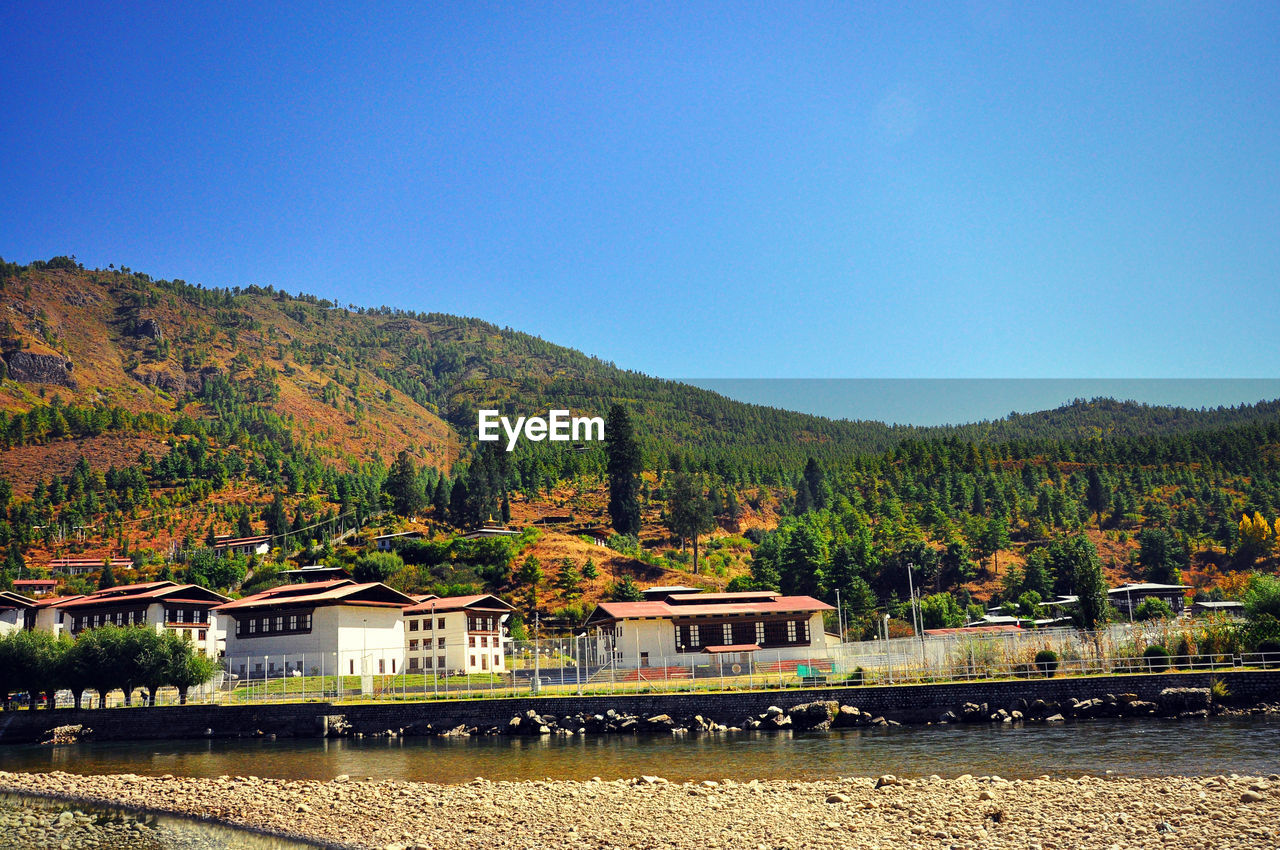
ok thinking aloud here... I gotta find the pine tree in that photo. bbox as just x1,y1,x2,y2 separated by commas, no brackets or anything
605,404,642,535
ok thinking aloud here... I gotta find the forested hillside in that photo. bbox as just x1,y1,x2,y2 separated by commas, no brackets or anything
2,256,1279,632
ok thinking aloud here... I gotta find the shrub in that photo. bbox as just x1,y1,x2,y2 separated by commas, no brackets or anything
1034,649,1059,678
845,667,865,686
1143,644,1171,672
1133,597,1174,621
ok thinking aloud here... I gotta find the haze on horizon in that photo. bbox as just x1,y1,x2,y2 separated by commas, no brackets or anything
2,2,1279,384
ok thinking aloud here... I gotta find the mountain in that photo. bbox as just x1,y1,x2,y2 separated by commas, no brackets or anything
2,256,1279,622
4,257,1278,482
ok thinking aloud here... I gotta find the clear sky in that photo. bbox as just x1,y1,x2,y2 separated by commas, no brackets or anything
2,2,1279,383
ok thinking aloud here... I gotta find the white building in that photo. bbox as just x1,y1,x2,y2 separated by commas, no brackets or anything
216,579,414,679
0,591,34,636
212,535,272,558
402,594,514,675
49,581,228,656
372,531,422,551
583,589,834,670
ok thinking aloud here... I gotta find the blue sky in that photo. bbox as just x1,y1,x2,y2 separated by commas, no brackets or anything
2,2,1279,387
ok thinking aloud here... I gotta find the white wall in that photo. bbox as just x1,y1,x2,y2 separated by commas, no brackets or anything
613,612,832,669
403,610,508,674
0,609,25,636
223,605,405,678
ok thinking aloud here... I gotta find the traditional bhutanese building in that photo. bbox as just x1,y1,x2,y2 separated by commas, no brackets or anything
49,581,228,655
215,579,414,679
583,588,834,670
0,591,35,636
401,594,514,675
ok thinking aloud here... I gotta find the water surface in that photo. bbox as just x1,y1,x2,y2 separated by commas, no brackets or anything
4,716,1278,783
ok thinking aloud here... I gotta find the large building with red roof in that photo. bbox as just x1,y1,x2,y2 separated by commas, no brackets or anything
45,581,229,655
216,579,415,680
583,587,835,670
402,594,514,675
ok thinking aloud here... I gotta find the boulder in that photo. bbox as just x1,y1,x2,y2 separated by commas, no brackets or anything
834,705,867,728
787,700,839,731
136,317,163,341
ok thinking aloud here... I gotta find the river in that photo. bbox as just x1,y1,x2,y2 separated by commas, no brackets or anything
4,715,1278,783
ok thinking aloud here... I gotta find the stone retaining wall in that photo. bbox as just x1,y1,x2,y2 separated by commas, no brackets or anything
1,669,1277,745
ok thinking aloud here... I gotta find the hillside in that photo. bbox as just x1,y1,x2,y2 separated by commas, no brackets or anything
2,256,1279,628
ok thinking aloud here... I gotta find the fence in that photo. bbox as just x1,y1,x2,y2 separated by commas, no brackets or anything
22,620,1279,710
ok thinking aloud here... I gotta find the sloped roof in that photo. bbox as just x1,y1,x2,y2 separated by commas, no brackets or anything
584,592,832,625
0,591,35,609
54,581,229,610
216,579,414,612
403,593,514,614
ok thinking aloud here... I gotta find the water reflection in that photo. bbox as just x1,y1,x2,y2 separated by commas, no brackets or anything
3,716,1277,784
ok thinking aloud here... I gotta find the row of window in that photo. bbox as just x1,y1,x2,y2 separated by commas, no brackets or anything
675,619,809,649
406,654,502,671
406,615,501,632
235,613,313,637
72,610,147,631
409,637,446,651
164,607,210,625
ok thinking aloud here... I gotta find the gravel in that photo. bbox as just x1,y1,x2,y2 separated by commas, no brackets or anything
3,769,1280,849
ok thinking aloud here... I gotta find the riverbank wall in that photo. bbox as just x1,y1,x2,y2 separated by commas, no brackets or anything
2,669,1278,745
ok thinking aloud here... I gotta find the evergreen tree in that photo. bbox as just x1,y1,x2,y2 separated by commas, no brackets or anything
1085,468,1110,529
98,560,117,589
666,472,715,573
262,491,289,538
385,449,426,517
605,404,642,535
236,505,253,537
1137,527,1188,584
1067,534,1109,630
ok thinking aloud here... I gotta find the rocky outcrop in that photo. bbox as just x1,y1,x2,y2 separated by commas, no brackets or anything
2,351,75,387
135,317,163,341
131,367,186,395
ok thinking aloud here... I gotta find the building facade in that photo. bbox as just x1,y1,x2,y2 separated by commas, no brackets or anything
49,581,228,655
216,579,414,679
402,594,514,675
583,589,834,670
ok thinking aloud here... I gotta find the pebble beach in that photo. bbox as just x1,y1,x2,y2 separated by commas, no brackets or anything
3,769,1280,849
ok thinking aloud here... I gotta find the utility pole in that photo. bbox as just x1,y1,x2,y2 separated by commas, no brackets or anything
906,561,926,665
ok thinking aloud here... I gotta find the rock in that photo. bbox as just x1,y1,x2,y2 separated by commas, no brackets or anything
41,725,89,746
135,317,163,340
978,789,994,801
1044,714,1065,723
787,701,839,731
833,705,866,728
875,775,900,789
1159,688,1211,714
2,351,75,387
1241,790,1266,803
826,793,851,804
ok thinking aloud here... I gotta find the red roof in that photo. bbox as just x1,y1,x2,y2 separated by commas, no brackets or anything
923,625,1022,636
213,535,272,547
701,644,761,653
403,593,514,614
216,579,414,612
32,594,84,609
54,582,228,610
585,593,833,625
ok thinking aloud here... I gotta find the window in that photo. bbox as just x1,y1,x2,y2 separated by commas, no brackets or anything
176,609,185,623
409,619,419,631
470,654,476,668
349,660,355,675
236,620,244,637
437,637,445,649
756,621,766,645
480,635,487,648
689,625,700,647
482,654,488,670
275,616,284,632
425,656,433,668
437,655,445,669
493,654,501,668
127,611,134,625
786,620,797,642
438,617,445,630
468,635,476,648
198,630,207,642
409,639,419,651
378,659,385,674
409,658,420,671
248,619,257,634
302,614,312,630
288,615,296,630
